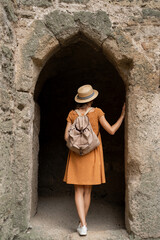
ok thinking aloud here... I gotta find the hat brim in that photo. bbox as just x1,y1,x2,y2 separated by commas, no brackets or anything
75,90,99,103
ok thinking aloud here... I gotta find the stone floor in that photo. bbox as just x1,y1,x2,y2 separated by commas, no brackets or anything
28,193,127,240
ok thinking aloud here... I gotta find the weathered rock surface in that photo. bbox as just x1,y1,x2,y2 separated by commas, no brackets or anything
0,0,160,240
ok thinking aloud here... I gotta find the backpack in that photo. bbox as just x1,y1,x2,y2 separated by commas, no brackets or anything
66,107,100,155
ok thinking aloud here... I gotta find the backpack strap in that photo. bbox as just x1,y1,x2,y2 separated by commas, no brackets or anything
75,109,81,116
84,107,93,115
75,107,93,116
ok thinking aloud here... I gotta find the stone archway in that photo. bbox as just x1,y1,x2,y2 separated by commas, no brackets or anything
33,38,126,233
14,10,159,239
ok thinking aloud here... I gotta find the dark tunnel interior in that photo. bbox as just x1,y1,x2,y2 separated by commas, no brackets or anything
34,40,125,205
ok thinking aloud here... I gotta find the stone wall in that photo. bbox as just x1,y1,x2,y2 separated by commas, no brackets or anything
0,0,160,240
0,1,17,239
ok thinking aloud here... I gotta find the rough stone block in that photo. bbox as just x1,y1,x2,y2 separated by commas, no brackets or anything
17,20,59,92
22,20,58,59
12,130,34,230
130,59,158,92
0,89,12,112
18,0,53,7
32,35,60,67
60,0,89,3
1,0,18,22
102,32,134,85
44,10,79,45
74,11,112,46
126,89,160,238
16,92,32,111
1,46,14,89
0,120,13,134
142,8,160,18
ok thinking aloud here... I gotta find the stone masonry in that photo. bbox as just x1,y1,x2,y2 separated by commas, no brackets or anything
0,0,160,240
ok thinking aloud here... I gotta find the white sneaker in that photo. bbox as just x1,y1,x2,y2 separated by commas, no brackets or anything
77,222,88,231
77,224,87,236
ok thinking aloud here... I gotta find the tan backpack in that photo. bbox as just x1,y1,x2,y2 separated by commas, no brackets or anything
66,107,100,155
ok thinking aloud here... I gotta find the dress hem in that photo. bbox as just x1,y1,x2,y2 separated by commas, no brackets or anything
63,180,106,185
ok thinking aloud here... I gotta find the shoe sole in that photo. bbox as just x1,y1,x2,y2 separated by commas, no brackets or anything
77,229,87,236
77,232,87,236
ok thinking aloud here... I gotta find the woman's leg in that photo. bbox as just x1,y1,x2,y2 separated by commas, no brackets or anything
84,185,92,218
74,185,86,226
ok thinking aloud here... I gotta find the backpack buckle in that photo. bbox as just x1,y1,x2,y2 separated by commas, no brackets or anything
80,148,83,155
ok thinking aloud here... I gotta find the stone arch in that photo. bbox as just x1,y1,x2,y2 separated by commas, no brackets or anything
14,10,159,238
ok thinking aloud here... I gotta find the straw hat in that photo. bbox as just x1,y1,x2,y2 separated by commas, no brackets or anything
75,84,99,103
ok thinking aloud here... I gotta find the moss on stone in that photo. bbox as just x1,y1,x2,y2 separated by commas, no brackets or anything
22,20,54,58
74,10,112,33
18,0,53,7
45,10,78,37
1,46,14,88
60,0,90,3
142,8,160,18
74,10,112,44
1,0,18,22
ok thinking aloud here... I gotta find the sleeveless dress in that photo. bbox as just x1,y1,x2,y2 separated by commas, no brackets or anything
63,107,106,185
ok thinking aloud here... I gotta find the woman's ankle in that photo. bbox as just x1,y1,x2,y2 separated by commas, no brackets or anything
79,220,87,227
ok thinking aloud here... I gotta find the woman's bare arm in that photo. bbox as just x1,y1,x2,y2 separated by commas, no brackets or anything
99,103,125,135
64,122,71,141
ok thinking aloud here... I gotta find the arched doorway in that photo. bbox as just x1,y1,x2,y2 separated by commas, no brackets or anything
32,39,125,235
14,10,158,239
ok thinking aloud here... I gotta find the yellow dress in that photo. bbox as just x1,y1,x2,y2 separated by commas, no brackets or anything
63,107,106,185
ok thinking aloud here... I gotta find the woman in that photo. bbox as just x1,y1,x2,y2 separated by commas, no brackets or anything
63,84,125,236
